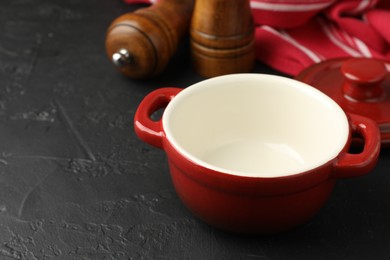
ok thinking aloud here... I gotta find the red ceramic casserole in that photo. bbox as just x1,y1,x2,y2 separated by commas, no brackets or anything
134,74,380,233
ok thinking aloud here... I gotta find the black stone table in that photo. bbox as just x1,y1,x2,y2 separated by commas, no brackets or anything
1,0,390,259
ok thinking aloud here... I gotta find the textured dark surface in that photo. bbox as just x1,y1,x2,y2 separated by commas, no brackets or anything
1,0,390,259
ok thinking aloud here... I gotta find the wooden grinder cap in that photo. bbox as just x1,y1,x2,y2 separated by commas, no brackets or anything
190,0,255,78
105,0,194,79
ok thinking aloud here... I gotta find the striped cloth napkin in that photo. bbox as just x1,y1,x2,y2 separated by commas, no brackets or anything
122,0,390,76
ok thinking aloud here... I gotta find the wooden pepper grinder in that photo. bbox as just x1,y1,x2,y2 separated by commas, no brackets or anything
105,0,194,79
190,0,255,78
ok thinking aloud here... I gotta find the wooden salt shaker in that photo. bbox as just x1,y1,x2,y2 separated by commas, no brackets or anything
190,0,255,78
105,0,194,79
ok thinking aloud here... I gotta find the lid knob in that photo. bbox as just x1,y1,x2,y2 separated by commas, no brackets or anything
341,58,387,102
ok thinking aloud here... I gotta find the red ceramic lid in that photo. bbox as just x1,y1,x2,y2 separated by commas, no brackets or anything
296,57,390,145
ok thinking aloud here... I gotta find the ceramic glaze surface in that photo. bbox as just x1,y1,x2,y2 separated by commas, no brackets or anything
163,74,349,177
200,139,306,175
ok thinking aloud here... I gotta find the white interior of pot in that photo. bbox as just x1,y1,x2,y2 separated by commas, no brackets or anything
163,74,349,177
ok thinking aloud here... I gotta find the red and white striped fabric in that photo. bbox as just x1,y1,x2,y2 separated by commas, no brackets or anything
123,0,390,76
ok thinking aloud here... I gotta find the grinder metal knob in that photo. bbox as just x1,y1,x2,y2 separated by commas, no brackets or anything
112,48,133,68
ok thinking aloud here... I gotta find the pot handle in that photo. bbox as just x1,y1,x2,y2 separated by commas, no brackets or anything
134,87,182,149
333,113,381,178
